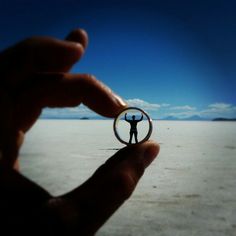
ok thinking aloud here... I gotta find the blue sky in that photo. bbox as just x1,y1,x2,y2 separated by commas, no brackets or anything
1,0,236,119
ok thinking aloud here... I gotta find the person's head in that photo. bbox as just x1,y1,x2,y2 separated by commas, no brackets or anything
132,115,135,120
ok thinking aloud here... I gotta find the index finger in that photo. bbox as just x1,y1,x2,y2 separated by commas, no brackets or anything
18,73,127,118
0,29,88,86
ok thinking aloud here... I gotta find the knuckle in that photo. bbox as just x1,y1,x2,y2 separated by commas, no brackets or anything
81,74,97,83
134,161,145,178
78,74,95,83
113,171,136,200
21,37,40,48
78,74,101,90
18,37,43,57
21,37,34,47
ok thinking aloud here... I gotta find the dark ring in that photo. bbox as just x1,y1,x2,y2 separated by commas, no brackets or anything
113,107,153,145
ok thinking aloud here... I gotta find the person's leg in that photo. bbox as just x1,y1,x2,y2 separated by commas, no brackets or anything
134,131,138,143
129,131,133,144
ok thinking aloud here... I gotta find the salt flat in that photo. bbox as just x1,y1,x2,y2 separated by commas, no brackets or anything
20,120,236,236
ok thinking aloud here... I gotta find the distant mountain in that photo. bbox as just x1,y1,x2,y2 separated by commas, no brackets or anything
163,116,179,120
80,117,90,120
182,115,209,121
212,118,236,121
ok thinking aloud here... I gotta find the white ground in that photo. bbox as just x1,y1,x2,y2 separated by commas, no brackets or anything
20,120,236,236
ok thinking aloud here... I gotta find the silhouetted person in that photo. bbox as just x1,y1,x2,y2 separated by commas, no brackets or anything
125,113,143,144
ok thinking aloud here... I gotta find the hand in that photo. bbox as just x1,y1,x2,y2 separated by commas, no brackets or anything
0,29,160,235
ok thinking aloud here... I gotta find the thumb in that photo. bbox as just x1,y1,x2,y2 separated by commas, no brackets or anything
56,141,160,235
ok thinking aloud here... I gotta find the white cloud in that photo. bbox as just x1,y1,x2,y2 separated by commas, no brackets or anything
41,105,95,118
208,103,232,110
40,99,236,120
166,102,236,119
41,99,164,119
165,110,200,119
161,103,170,107
126,98,161,111
200,103,236,118
170,105,196,111
67,105,90,113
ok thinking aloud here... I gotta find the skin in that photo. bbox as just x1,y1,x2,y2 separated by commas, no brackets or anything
0,29,160,235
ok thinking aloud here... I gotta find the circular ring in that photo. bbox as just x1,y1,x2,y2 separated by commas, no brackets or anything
113,107,153,145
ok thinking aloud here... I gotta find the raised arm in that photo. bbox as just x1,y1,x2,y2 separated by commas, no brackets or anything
125,113,129,121
138,114,143,122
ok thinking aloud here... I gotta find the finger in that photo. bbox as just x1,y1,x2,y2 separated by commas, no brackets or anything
24,36,85,72
16,73,127,132
59,141,159,235
1,34,86,86
65,28,88,49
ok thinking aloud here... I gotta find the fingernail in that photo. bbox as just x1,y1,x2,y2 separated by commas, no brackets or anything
74,42,85,51
113,94,127,107
142,142,159,168
69,42,84,59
